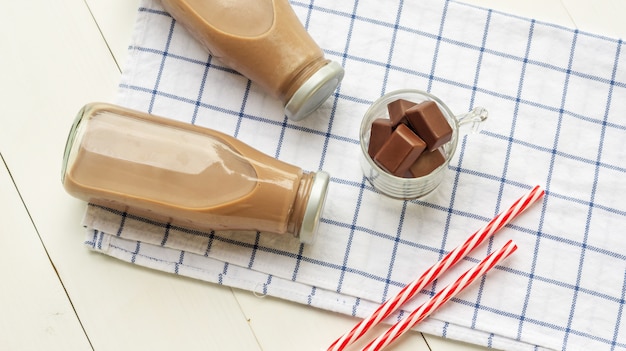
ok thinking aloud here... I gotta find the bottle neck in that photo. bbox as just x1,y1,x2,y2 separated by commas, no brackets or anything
286,171,315,238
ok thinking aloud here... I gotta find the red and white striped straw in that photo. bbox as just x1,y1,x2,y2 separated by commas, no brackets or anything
326,185,544,351
361,240,518,351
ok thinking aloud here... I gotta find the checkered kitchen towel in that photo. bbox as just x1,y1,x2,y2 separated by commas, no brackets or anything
83,0,626,350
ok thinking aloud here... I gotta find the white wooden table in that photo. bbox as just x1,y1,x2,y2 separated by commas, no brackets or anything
1,1,624,350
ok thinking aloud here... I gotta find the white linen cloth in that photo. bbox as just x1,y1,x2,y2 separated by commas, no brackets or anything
82,0,626,350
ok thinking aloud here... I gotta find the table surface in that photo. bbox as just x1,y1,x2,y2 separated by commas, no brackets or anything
2,0,625,350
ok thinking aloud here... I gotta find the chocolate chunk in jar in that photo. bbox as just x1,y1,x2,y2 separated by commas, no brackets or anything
374,124,427,177
367,118,394,158
405,101,453,151
387,99,417,127
405,148,446,178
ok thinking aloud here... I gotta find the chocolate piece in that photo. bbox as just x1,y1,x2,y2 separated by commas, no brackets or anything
405,101,453,151
368,118,394,158
405,148,446,178
374,124,426,177
387,99,416,126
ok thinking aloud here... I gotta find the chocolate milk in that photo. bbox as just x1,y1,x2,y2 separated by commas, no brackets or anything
160,0,344,121
62,103,329,243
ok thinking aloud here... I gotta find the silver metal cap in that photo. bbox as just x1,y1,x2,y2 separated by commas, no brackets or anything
298,171,330,244
284,61,344,121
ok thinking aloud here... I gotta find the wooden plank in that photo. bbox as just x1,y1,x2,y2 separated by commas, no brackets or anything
452,0,573,25
0,155,92,350
562,0,626,39
83,0,142,69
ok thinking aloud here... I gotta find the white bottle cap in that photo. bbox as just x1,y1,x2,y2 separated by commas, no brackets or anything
284,61,344,121
298,171,330,244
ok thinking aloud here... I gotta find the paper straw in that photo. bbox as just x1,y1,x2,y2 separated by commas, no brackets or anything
361,240,518,351
326,185,543,351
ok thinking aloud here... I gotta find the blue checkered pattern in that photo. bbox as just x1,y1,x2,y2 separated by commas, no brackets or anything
83,0,626,349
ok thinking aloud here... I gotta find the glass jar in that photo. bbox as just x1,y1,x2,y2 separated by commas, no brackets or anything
359,89,487,199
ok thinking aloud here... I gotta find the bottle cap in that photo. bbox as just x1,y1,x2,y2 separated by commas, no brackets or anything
298,171,330,244
284,61,344,121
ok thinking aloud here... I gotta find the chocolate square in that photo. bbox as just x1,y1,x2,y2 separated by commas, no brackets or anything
374,124,427,177
405,148,446,178
368,118,394,158
387,98,416,127
405,101,453,151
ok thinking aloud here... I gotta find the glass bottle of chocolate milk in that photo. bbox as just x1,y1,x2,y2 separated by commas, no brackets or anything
160,0,344,121
61,103,330,243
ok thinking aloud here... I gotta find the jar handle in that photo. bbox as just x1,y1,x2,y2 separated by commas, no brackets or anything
455,106,488,134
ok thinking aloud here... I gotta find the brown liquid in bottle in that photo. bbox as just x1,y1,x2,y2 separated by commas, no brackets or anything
62,103,329,243
160,0,344,121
